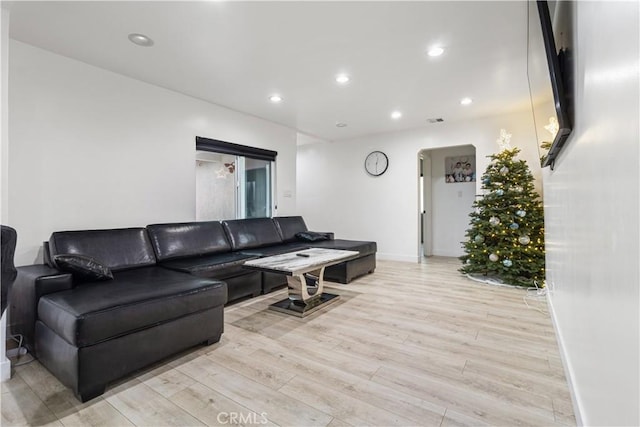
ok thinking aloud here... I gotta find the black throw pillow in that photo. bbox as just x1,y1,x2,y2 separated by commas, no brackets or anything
295,231,330,242
53,254,114,282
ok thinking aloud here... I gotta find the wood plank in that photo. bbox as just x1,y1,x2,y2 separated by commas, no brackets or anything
104,381,204,426
0,372,60,426
248,348,446,426
373,365,558,426
278,376,418,426
170,381,278,427
15,360,133,427
175,356,333,426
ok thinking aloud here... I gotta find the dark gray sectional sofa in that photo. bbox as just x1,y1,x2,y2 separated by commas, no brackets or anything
10,216,375,402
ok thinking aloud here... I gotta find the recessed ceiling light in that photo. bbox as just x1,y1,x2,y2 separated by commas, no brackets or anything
128,33,154,47
336,122,348,127
391,111,403,120
460,97,473,105
269,94,283,103
335,74,350,84
427,46,444,57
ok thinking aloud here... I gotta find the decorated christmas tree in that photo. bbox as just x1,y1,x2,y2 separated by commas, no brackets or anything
459,130,545,288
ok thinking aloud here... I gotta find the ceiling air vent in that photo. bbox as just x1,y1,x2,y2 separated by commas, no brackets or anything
427,118,444,123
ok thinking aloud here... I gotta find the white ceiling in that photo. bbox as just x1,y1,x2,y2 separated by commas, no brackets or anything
7,1,531,142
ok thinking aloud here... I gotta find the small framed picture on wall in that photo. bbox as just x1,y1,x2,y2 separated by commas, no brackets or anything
445,155,476,183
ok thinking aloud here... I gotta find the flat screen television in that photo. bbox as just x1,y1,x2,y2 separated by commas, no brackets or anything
527,0,574,169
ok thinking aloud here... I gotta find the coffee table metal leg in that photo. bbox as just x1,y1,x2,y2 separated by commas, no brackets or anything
287,267,325,302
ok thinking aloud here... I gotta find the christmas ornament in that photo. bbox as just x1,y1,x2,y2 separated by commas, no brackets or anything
489,253,499,262
474,235,485,243
509,223,520,230
495,189,504,196
500,166,509,175
516,210,527,217
502,259,513,267
483,177,490,185
513,185,523,193
518,235,531,245
489,217,500,226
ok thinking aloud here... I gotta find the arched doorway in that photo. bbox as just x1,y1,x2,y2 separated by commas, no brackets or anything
419,145,477,260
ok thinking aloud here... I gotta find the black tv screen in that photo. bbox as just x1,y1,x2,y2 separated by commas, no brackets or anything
527,0,574,169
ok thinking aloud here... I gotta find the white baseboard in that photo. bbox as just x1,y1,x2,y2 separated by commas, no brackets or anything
546,292,584,426
377,253,463,263
432,251,464,258
376,253,420,263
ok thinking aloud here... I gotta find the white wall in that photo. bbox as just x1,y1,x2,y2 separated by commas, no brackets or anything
428,146,476,257
8,40,298,266
297,110,541,262
543,2,639,426
0,3,11,383
1,7,8,224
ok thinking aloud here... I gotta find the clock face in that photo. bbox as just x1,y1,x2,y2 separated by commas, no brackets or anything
365,151,389,176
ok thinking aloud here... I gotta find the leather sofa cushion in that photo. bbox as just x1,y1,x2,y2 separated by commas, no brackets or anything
306,239,377,256
272,216,308,242
222,218,283,251
49,228,156,272
147,222,231,261
37,267,226,348
160,252,256,278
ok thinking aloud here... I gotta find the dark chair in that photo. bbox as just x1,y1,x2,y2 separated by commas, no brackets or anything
1,225,17,315
2,226,30,362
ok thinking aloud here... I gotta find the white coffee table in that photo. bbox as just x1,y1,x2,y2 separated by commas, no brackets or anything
243,248,358,317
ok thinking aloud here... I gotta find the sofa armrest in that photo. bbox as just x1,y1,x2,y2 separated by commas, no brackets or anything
9,265,73,354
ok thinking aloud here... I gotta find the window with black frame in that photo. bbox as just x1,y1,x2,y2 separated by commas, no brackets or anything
195,137,277,220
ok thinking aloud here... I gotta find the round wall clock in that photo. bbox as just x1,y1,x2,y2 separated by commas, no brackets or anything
364,151,389,176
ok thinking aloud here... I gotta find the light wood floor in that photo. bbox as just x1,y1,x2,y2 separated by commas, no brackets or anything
1,257,576,426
